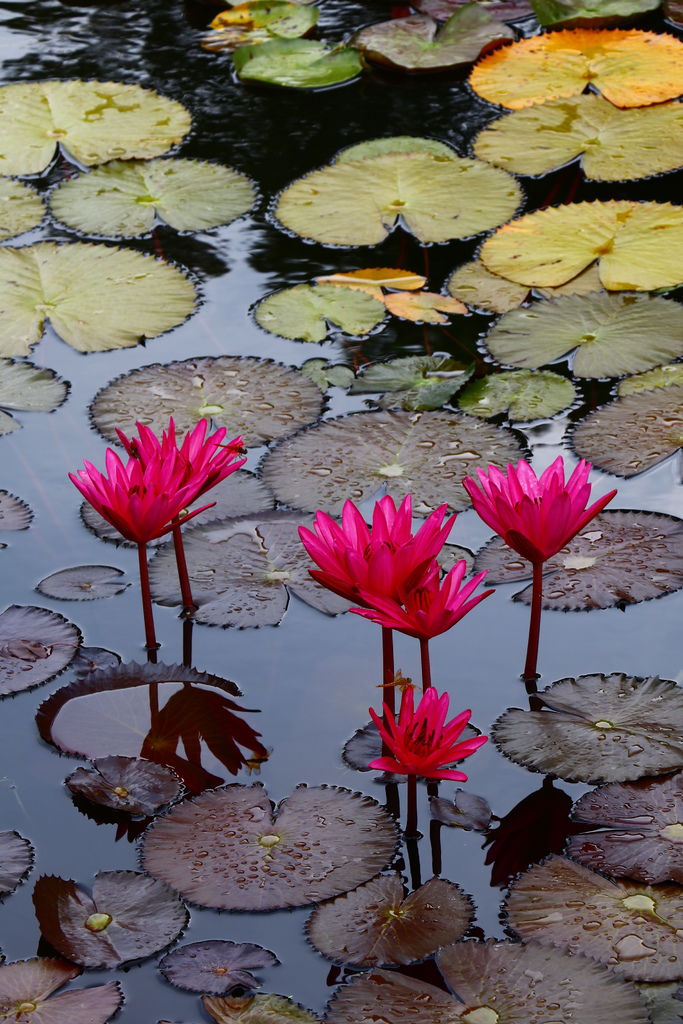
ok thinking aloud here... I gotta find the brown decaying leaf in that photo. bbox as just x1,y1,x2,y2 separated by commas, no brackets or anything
65,756,182,816
382,291,467,323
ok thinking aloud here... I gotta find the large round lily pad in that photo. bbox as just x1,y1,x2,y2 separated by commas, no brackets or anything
458,369,577,421
0,605,80,696
492,672,683,784
35,565,129,601
159,940,279,994
0,959,122,1024
0,492,33,532
0,80,190,175
505,854,683,981
65,756,182,816
0,179,44,241
90,355,322,445
0,243,196,356
260,409,524,515
232,38,363,89
253,283,386,342
0,359,68,437
141,783,399,910
274,151,522,246
0,831,33,895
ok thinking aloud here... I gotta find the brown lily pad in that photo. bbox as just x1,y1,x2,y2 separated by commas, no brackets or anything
323,968,462,1024
0,959,122,1024
0,831,33,895
202,992,319,1023
0,605,81,696
429,790,492,830
159,940,278,994
65,756,182,816
415,0,534,20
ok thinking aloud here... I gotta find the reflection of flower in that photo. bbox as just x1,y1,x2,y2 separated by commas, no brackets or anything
368,687,487,781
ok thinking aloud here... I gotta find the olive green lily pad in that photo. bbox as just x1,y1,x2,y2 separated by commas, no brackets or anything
306,874,474,966
0,359,68,436
353,5,514,72
0,960,122,1024
50,158,257,238
458,369,577,421
618,364,683,397
492,672,683,784
253,284,386,342
232,39,363,89
203,993,319,1024
0,80,191,176
637,982,683,1024
89,355,322,445
299,359,354,391
35,565,129,601
505,854,683,981
532,0,660,26
483,293,683,378
336,136,456,162
0,179,44,241
275,152,522,246
349,354,474,410
0,492,32,532
0,832,33,895
202,1,318,52
446,259,530,314
473,95,683,181
0,243,196,356
0,605,81,696
260,408,523,515
415,0,534,21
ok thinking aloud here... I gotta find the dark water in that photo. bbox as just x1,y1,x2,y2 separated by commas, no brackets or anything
0,2,682,1020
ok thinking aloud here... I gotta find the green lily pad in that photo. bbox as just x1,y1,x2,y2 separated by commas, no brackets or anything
0,359,68,435
253,283,386,342
0,960,122,1024
492,672,683,784
415,0,534,20
202,1,318,52
353,5,514,72
618,364,683,397
274,151,522,246
473,95,683,181
458,369,577,421
50,158,256,237
0,492,32,532
0,243,196,356
0,80,191,176
446,259,530,313
299,359,354,391
203,993,319,1024
336,136,456,162
35,565,129,601
532,0,659,26
483,293,683,378
0,179,44,241
232,38,363,89
0,832,33,895
349,354,474,410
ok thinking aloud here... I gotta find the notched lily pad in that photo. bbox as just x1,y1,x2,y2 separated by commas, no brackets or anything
70,647,121,676
232,38,363,90
415,0,534,21
0,605,80,695
253,283,386,342
323,968,478,1024
0,831,33,895
202,992,319,1024
0,179,44,241
0,959,122,1024
0,492,33,532
299,359,354,392
335,138,455,163
533,0,660,26
0,359,68,436
618,364,683,398
446,258,530,314
159,940,279,994
349,354,474,411
65,756,182,816
35,565,129,601
458,369,577,421
430,789,492,830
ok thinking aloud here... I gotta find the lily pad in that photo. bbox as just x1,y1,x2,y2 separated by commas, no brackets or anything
299,359,354,392
353,6,514,72
33,870,188,968
567,773,683,883
349,354,474,410
159,940,279,994
430,789,493,830
253,283,386,342
65,756,182,815
0,831,33,895
141,783,399,910
383,291,467,324
260,408,523,515
414,0,534,21
479,201,683,291
637,982,683,1024
35,565,129,601
0,605,80,696
0,359,68,435
203,993,319,1024
202,1,318,52
533,0,660,25
0,492,32,532
89,355,322,446
0,179,44,241
0,79,190,175
618,364,683,397
0,242,196,356
472,95,683,181
468,29,683,109
446,259,530,314
0,959,122,1024
458,369,577,421
505,854,683,981
274,151,522,246
483,293,683,378
306,874,474,966
492,672,683,784
336,137,455,163
316,267,427,288
232,39,363,89
323,969,485,1024
665,0,683,23
70,647,121,676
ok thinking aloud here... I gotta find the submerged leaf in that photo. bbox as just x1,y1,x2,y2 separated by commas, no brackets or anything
637,982,683,1024
349,354,473,410
65,756,182,816
0,605,80,696
446,259,529,313
458,369,577,421
0,492,32,532
35,566,129,601
0,959,122,1024
232,39,362,89
0,179,44,241
0,832,33,895
299,359,354,392
253,283,386,342
203,992,319,1024
160,940,278,994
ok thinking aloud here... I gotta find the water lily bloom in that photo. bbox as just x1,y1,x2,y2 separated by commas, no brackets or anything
368,686,487,781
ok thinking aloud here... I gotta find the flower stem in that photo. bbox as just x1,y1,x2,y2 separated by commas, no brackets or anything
137,542,159,663
405,773,418,837
172,521,197,616
430,819,442,877
381,627,395,759
405,833,422,890
419,637,432,691
522,560,544,689
182,617,193,669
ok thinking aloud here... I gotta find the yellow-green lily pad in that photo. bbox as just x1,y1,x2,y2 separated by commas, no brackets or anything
232,38,363,89
533,0,660,27
336,136,456,162
446,259,530,313
458,369,577,420
349,354,474,410
253,283,386,342
0,179,44,241
202,1,318,52
0,358,68,435
618,363,683,397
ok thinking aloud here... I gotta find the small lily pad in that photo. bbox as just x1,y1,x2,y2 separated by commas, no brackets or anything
202,1,318,52
299,359,354,392
0,492,32,532
446,259,530,314
458,369,577,421
415,0,534,21
0,605,80,696
0,959,122,1024
35,565,129,601
532,0,660,26
0,831,33,895
160,940,279,994
637,982,683,1024
383,291,467,324
203,992,319,1024
349,355,474,411
0,360,68,436
618,364,683,397
430,789,492,830
336,137,455,163
0,179,44,241
70,647,121,676
253,283,386,342
342,718,480,774
232,38,363,89
65,756,182,815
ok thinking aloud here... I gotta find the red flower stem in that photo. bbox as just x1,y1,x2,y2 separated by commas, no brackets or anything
182,617,193,669
522,560,544,688
419,637,432,691
137,543,159,662
405,773,418,837
172,521,197,615
381,627,395,759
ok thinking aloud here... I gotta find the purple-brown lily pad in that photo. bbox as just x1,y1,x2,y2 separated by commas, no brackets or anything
35,566,129,602
70,648,121,676
0,958,122,1024
414,0,534,22
323,969,478,1024
0,605,81,695
65,756,182,816
202,992,319,1023
33,870,188,968
0,491,32,532
141,783,399,911
567,772,683,884
430,789,492,830
159,940,279,994
0,831,33,895
306,874,474,966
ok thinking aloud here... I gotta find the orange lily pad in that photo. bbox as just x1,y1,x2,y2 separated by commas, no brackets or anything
315,268,426,291
383,290,467,323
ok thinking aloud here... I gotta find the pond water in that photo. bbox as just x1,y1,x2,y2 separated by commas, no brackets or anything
0,1,682,1021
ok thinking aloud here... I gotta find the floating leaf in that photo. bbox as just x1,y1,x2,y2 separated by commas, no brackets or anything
505,854,683,981
203,992,319,1024
90,355,322,446
415,0,534,21
637,982,683,1024
274,151,522,246
473,95,683,181
430,789,492,830
533,0,659,26
383,291,467,324
483,293,683,378
0,492,32,532
353,6,514,72
253,284,386,342
0,243,196,357
0,605,80,696
306,874,473,966
0,360,68,435
492,672,683,784
260,409,523,515
349,354,473,411
567,773,683,883
468,29,683,109
0,179,44,241
0,832,33,895
70,647,121,676
534,262,605,298
618,364,683,397
335,137,455,162
141,784,399,910
159,940,279,994
323,969,473,1024
446,259,529,313
480,201,683,291
0,959,122,1024
458,369,577,421
665,0,683,23
35,566,129,601
33,870,188,968
0,80,190,176
65,756,182,816
316,268,427,290
299,359,354,392
232,39,363,89
202,1,318,52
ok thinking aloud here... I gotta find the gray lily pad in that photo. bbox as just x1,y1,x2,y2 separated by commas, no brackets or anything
0,492,33,532
232,38,363,90
349,355,474,411
0,179,44,241
323,969,482,1024
0,605,80,696
33,870,188,968
299,359,354,392
532,0,659,25
0,243,196,357
260,408,523,516
637,982,683,1024
159,940,279,994
50,158,257,238
430,789,492,830
0,831,33,895
492,672,683,784
35,566,129,601
483,293,683,378
306,874,474,966
70,647,121,676
336,137,456,162
0,959,122,1024
89,355,322,446
65,756,182,816
567,773,683,884
458,369,577,421
0,360,68,437
0,80,190,176
446,258,530,314
203,992,319,1024
618,364,683,398
141,783,399,911
414,0,534,21
253,284,386,342
505,854,683,981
